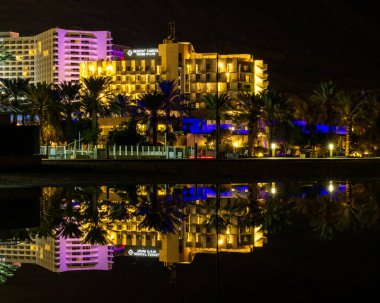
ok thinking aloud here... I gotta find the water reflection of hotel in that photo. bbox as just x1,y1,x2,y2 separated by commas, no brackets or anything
106,184,267,266
0,184,267,272
0,237,114,272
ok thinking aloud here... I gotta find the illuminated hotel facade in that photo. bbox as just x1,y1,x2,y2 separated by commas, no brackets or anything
105,184,266,266
0,236,114,272
80,37,268,107
0,184,266,271
0,28,126,84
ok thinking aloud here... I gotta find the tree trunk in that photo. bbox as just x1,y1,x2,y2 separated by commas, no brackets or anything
248,121,255,157
345,180,352,205
152,111,158,145
345,120,352,157
92,108,98,144
39,116,45,146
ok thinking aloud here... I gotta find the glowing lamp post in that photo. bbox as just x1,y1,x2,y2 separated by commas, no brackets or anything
271,143,276,157
328,143,334,158
233,141,239,154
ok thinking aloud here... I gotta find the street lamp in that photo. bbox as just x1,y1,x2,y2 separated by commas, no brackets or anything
233,141,238,154
271,143,276,157
328,143,334,158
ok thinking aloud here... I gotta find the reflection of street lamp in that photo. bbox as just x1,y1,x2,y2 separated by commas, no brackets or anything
328,143,334,158
271,143,276,157
328,181,334,193
328,181,334,202
270,182,276,195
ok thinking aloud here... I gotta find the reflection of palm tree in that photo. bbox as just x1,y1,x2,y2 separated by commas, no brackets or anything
236,184,264,230
201,198,230,233
109,200,132,221
55,196,83,239
0,228,32,243
134,184,187,234
293,184,342,240
30,187,60,238
81,187,111,245
0,44,14,63
261,193,293,236
0,262,17,285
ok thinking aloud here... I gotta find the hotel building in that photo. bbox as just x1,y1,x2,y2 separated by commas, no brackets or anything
105,184,266,266
80,36,268,107
0,28,126,84
0,236,114,272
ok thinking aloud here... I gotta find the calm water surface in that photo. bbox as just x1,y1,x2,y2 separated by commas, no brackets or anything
0,180,379,302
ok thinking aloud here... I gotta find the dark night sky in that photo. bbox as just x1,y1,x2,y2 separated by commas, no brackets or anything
1,0,380,98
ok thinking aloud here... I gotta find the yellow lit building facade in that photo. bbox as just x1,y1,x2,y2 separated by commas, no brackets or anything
80,37,268,107
105,184,266,266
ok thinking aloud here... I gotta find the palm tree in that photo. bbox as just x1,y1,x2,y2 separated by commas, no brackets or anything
202,93,231,120
311,81,338,138
260,89,293,151
0,262,17,285
159,80,187,131
0,44,14,63
111,93,131,117
24,82,57,145
137,91,165,145
235,92,264,156
56,81,82,142
0,78,30,125
336,90,370,156
0,78,30,108
81,76,113,143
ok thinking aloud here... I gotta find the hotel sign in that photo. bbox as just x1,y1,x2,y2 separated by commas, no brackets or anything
126,48,159,57
127,248,159,257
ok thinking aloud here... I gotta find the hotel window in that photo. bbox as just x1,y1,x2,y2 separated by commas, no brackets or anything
206,74,210,81
206,83,211,92
227,63,232,72
206,63,211,72
195,64,199,73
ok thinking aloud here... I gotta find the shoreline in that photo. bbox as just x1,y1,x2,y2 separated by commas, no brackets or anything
0,158,379,187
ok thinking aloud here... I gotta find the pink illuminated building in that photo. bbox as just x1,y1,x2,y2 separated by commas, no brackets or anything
0,28,128,84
